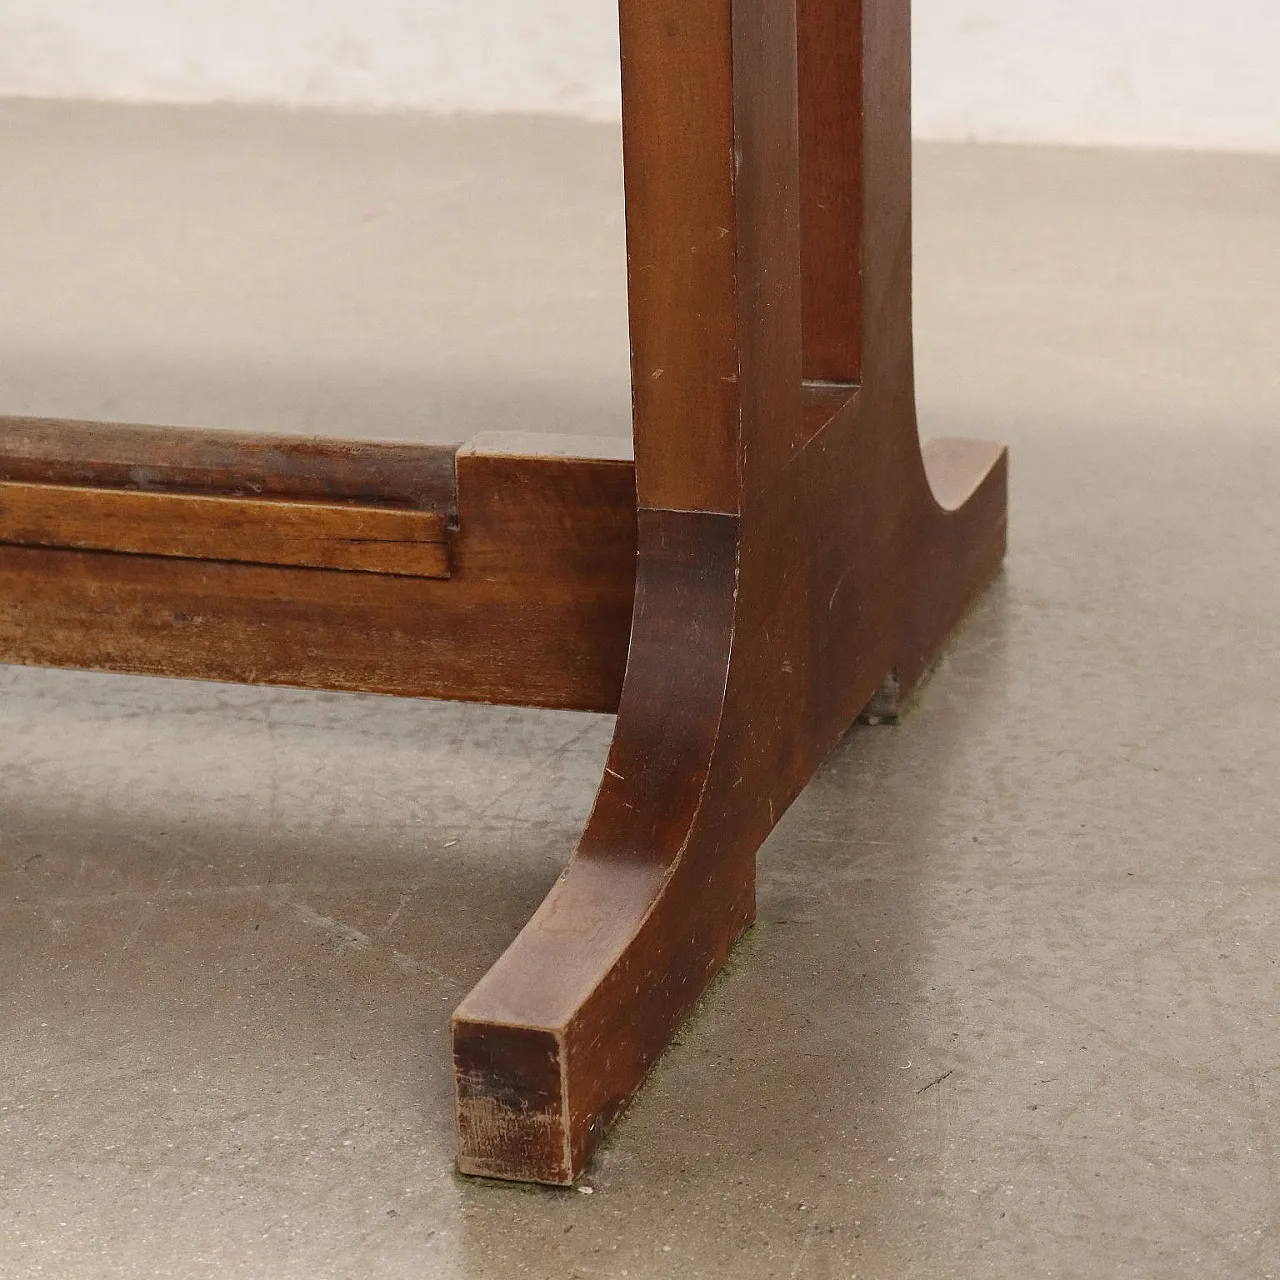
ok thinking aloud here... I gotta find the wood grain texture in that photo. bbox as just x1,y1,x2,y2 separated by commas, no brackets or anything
0,417,457,511
799,0,865,385
454,0,1009,1184
0,481,450,579
0,0,1008,1188
618,0,742,514
0,435,637,713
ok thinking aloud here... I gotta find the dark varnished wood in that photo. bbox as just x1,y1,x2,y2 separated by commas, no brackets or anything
618,0,745,514
0,430,637,712
453,0,1007,1183
0,482,451,579
0,417,458,511
799,0,865,385
0,0,1005,1188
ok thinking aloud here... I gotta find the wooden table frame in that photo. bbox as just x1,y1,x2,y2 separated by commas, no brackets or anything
0,0,1006,1185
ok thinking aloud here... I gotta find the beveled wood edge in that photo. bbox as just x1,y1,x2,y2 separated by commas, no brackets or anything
460,432,635,464
0,415,460,511
0,480,452,580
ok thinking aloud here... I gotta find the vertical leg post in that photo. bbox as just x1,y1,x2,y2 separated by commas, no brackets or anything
453,0,1007,1184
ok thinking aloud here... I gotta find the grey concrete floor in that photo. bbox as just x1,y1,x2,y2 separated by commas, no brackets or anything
2,102,1279,1278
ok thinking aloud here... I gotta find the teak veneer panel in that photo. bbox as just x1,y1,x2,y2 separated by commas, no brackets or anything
0,481,451,579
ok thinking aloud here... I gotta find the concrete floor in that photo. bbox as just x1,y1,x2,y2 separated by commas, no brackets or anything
2,102,1279,1278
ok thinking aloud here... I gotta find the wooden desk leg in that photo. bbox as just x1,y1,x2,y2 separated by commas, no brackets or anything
453,0,1007,1184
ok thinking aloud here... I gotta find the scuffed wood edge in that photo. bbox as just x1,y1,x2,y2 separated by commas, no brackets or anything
0,481,451,580
0,416,459,512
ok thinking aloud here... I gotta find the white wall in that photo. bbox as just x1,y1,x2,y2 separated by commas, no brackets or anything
0,0,625,119
1,0,1278,152
913,0,1280,152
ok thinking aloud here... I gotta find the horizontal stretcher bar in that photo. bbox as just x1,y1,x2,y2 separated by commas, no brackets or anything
0,402,982,716
0,418,638,713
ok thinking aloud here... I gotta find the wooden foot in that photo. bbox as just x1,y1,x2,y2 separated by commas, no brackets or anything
453,427,1005,1184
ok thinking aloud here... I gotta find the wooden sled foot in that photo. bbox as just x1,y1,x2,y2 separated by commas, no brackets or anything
863,438,1010,722
453,433,1005,1184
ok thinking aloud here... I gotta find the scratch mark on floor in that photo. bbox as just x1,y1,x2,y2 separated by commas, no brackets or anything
917,1069,954,1095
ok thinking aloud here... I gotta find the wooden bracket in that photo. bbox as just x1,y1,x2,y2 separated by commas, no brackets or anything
0,0,1006,1187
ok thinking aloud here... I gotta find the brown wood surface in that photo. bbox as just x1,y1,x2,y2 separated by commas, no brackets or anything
0,0,1008,1189
618,0,744,514
0,481,451,579
454,0,1008,1184
799,0,865,385
0,417,457,511
0,432,637,713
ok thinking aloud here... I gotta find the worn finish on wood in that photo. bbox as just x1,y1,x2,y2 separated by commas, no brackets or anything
453,0,1007,1184
0,481,451,579
0,432,636,713
0,417,457,511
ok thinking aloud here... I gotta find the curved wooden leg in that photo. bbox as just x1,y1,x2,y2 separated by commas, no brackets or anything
454,0,1008,1184
454,510,747,1184
453,431,1006,1186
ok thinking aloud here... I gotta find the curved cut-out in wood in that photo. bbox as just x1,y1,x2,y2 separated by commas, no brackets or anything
453,0,1008,1183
